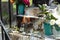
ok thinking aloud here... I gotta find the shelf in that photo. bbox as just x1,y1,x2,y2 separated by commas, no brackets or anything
17,15,39,18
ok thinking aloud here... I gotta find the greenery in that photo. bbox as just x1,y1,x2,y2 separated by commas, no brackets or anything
38,4,60,31
11,25,20,31
54,24,60,31
13,3,16,12
38,4,57,20
2,11,9,24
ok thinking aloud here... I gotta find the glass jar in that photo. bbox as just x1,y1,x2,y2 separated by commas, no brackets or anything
44,22,53,36
53,25,60,40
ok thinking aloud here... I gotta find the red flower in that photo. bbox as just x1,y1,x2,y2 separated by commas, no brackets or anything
23,0,30,6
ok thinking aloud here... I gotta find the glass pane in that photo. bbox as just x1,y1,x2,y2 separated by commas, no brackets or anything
11,2,17,27
1,1,9,27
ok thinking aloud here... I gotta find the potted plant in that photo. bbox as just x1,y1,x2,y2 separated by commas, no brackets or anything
38,4,57,36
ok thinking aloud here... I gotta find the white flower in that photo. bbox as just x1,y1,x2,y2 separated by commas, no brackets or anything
55,19,60,27
43,4,47,7
50,19,55,25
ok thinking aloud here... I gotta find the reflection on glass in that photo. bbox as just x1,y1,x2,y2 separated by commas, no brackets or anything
1,2,9,25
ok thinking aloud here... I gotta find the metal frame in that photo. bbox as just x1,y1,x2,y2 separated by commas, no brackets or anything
0,0,2,21
0,0,19,40
0,0,18,39
16,0,18,15
8,0,12,28
0,20,10,40
0,0,4,40
16,0,19,28
0,0,12,40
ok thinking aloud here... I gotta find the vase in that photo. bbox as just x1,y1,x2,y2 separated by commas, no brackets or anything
53,25,60,40
44,22,53,36
18,4,25,15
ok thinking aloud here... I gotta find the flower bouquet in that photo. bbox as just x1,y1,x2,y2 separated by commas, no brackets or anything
50,19,60,39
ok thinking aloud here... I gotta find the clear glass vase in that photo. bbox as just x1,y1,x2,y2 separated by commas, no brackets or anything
53,26,60,40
